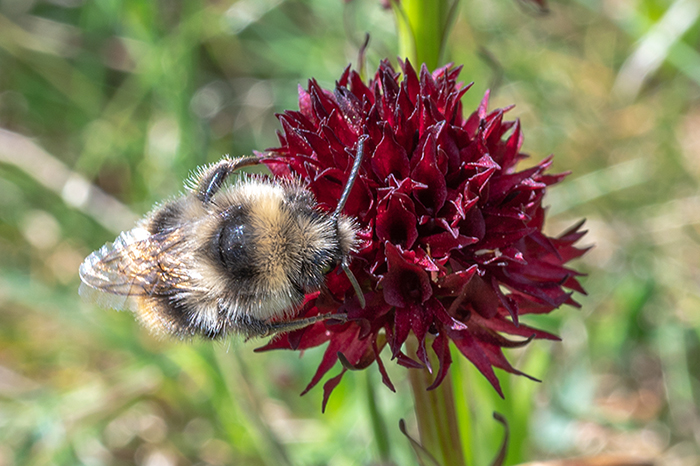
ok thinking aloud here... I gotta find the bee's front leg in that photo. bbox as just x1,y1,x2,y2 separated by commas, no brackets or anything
194,156,261,204
235,313,348,340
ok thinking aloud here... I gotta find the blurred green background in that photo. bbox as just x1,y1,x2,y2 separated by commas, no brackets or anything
1,0,699,465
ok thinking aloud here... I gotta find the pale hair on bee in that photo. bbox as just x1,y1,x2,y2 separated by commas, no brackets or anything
79,137,368,339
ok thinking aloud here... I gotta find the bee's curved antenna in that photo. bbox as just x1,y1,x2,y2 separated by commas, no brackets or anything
333,135,368,308
332,135,368,219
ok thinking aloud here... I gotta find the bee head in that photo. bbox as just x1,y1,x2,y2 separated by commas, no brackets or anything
282,208,357,294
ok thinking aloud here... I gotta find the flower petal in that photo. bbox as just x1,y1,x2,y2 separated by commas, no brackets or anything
372,123,410,180
380,242,433,308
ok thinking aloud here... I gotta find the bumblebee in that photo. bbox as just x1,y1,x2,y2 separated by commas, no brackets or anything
79,139,367,339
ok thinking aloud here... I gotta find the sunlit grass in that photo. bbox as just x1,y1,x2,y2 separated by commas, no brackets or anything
1,0,699,464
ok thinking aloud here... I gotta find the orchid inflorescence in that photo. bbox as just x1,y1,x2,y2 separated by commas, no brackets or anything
258,60,587,409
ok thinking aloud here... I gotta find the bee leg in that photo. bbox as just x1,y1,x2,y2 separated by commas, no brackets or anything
265,313,348,336
195,156,261,203
238,313,348,339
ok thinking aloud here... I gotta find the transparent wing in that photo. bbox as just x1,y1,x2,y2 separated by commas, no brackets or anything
78,281,137,312
79,226,193,310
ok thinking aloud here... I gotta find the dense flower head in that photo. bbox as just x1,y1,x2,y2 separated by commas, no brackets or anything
257,60,587,409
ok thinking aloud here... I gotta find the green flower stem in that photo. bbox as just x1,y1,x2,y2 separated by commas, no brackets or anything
407,337,466,466
365,369,392,461
392,0,460,70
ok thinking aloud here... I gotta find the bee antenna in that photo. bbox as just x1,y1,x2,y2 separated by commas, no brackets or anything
332,135,368,219
331,135,368,309
342,263,366,309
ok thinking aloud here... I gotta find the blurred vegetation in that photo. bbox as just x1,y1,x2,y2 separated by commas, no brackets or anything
0,0,699,465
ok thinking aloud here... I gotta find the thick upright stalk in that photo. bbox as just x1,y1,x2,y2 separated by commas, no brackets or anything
407,337,466,466
366,369,392,462
392,0,460,69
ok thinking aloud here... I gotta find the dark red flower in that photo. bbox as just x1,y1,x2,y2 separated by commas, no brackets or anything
257,60,587,410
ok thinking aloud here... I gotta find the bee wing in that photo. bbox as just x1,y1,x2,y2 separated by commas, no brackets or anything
79,226,192,310
78,281,138,312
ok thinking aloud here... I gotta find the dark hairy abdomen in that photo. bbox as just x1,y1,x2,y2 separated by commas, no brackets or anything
148,200,184,234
